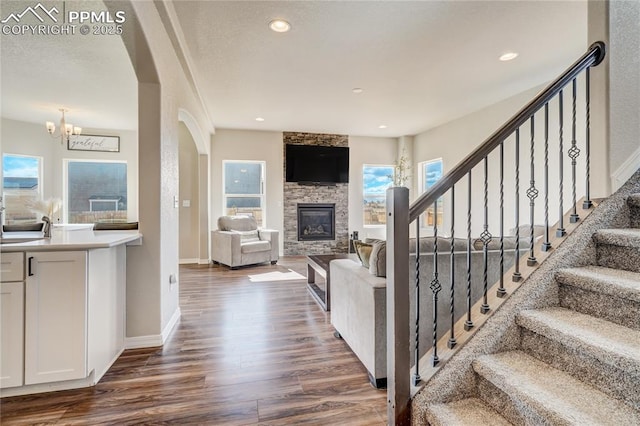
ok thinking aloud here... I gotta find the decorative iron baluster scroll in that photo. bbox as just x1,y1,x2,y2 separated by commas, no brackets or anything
430,200,441,367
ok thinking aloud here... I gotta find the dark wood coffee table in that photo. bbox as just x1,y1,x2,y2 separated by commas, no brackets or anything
306,253,357,311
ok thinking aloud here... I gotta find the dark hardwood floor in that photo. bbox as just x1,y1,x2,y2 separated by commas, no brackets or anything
1,257,387,425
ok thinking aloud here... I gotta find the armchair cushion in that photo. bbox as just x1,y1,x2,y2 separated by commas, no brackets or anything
241,240,271,254
218,215,258,232
238,230,260,242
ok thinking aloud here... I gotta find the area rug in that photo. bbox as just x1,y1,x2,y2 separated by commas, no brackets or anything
248,269,306,283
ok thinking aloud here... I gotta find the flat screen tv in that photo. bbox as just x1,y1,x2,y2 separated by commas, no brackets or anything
286,144,349,184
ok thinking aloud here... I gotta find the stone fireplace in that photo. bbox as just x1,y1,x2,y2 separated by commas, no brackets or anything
283,132,349,255
297,203,335,241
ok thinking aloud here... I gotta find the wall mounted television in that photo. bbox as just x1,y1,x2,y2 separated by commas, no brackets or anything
285,144,349,184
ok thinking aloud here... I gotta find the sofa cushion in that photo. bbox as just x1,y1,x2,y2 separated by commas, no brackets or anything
241,240,271,254
218,215,257,232
473,236,531,251
354,240,373,268
369,241,387,277
410,237,468,253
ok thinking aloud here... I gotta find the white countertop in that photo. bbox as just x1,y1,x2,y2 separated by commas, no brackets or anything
0,225,142,252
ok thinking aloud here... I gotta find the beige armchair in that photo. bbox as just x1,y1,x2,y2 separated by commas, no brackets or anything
211,215,279,269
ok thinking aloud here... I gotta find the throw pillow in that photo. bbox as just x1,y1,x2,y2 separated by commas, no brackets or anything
353,240,373,268
369,241,387,277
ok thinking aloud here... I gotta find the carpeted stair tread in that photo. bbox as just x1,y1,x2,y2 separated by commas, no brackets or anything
473,351,640,425
517,307,640,373
425,398,512,426
593,228,640,248
628,193,640,208
555,266,640,303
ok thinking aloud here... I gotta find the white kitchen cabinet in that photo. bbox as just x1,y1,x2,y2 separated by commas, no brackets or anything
1,252,25,389
25,251,88,385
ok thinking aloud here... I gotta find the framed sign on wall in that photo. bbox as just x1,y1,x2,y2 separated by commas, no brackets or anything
68,135,120,152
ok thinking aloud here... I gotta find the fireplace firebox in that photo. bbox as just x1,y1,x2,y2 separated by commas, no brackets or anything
297,203,335,241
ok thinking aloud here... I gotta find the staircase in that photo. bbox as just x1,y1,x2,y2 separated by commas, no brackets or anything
422,189,640,425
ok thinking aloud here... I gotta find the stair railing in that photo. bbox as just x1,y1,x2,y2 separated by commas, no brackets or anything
386,41,606,425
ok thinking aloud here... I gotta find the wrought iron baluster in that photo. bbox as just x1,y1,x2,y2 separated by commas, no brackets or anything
413,221,421,385
527,116,539,266
480,157,492,314
513,129,522,282
542,103,552,252
464,171,474,331
569,78,581,223
557,91,566,237
448,186,457,348
497,140,506,297
584,67,593,209
431,200,441,367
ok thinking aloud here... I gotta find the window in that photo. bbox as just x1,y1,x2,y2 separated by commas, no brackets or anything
223,161,265,227
419,158,444,227
2,154,42,224
363,165,395,226
65,160,127,224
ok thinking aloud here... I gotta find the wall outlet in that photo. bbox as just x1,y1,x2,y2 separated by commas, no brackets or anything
182,200,191,207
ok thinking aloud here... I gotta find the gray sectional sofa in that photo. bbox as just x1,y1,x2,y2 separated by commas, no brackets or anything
330,236,530,388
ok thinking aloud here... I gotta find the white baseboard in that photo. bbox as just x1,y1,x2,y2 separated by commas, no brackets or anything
199,258,210,265
179,258,199,264
612,146,640,191
125,334,163,349
123,308,181,349
162,307,181,343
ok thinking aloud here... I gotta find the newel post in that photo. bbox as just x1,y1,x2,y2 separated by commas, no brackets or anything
386,187,411,425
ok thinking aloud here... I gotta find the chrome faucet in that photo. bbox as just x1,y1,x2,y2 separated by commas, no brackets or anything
42,215,51,238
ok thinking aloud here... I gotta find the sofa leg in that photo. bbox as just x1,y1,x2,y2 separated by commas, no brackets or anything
271,260,277,265
333,331,342,339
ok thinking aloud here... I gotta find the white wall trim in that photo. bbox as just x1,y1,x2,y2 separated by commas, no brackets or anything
125,334,163,349
161,307,181,343
179,258,199,264
199,258,210,265
611,146,640,191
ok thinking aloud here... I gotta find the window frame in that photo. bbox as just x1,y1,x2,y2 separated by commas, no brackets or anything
362,164,395,228
418,158,444,229
2,153,44,225
222,160,266,228
63,158,128,224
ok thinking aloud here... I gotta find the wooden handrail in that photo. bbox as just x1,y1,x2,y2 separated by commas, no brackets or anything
408,41,606,223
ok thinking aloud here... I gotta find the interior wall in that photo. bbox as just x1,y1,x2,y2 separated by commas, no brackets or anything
178,121,200,262
113,0,213,341
1,117,138,223
210,128,284,254
413,83,591,238
608,0,640,186
348,135,398,241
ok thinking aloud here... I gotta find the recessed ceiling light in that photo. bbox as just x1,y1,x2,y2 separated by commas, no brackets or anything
499,52,519,61
378,125,388,129
255,117,265,122
269,19,291,33
352,88,364,94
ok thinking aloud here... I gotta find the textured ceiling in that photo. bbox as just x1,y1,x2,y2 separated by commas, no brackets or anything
171,0,588,137
0,0,137,130
1,1,587,137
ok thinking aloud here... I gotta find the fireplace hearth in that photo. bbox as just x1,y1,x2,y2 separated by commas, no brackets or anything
297,203,335,241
